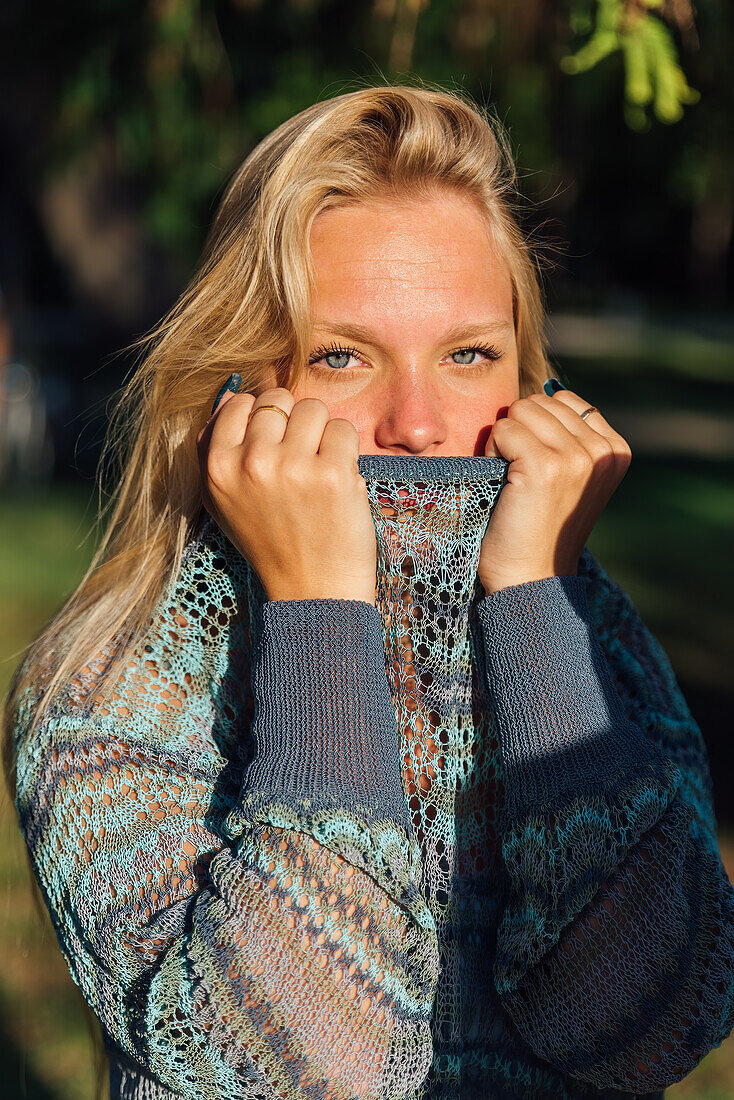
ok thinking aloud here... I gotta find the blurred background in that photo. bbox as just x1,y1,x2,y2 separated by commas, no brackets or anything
0,1,732,1096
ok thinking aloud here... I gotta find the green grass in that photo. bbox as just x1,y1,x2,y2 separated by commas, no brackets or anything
0,483,99,593
0,484,101,692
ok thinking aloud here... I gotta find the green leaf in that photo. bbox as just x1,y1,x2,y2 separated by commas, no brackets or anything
562,0,700,128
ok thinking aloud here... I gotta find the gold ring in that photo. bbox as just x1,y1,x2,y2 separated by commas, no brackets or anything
247,404,290,426
579,405,598,421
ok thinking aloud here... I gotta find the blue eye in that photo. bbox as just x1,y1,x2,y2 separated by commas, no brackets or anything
450,344,502,366
308,343,361,371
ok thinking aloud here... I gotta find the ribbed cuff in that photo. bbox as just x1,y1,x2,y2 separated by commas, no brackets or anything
232,598,410,834
476,574,663,818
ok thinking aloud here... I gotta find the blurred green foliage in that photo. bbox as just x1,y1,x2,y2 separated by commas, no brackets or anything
15,0,708,266
1,0,729,319
563,0,699,128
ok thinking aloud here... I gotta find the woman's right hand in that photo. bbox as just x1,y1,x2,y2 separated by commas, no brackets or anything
196,386,378,605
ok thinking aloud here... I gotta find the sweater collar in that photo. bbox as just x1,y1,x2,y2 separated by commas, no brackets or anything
355,454,508,728
357,454,508,608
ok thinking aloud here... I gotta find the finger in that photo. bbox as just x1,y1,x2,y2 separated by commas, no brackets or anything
196,387,247,452
538,390,630,452
242,388,296,448
496,398,577,457
484,407,509,458
206,391,258,451
511,396,620,462
317,416,361,466
485,414,546,463
277,397,332,456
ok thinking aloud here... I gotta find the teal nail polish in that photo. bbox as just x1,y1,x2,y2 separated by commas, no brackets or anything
543,377,566,396
211,373,243,415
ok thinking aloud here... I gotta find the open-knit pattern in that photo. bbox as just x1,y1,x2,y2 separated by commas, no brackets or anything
12,454,734,1099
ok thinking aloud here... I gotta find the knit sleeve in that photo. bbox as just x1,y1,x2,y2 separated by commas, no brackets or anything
13,598,439,1100
475,546,734,1093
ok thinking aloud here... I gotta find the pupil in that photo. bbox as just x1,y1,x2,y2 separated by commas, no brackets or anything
326,352,351,369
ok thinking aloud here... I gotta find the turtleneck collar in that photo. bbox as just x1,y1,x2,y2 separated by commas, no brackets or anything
357,454,508,613
356,453,508,714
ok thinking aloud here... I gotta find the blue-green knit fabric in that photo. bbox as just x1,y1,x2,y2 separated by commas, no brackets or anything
11,454,733,1100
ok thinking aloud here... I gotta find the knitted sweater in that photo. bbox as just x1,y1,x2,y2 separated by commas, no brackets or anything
11,454,733,1100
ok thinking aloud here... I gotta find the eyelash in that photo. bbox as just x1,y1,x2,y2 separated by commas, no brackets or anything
307,340,503,371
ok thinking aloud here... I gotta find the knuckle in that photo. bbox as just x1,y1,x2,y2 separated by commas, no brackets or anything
570,445,594,474
591,437,616,463
320,463,344,492
261,386,293,402
543,453,564,479
324,417,360,443
581,448,596,472
616,447,632,473
242,448,273,485
328,416,358,434
279,457,308,487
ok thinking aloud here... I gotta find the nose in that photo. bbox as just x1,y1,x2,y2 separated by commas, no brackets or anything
372,369,448,455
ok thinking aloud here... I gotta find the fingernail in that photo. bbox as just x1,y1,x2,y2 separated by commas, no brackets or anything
211,373,243,415
543,377,567,396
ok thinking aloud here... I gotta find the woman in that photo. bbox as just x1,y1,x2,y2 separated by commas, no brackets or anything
4,83,732,1100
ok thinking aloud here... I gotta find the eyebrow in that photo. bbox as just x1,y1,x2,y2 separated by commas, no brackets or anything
312,319,514,348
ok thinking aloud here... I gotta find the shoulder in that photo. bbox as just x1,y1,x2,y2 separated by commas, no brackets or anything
13,513,253,770
578,544,665,672
577,544,637,640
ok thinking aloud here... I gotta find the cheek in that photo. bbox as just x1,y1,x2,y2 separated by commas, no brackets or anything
293,384,376,444
463,384,518,457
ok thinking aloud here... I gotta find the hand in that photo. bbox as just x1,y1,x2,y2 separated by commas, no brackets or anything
196,386,378,605
479,387,632,595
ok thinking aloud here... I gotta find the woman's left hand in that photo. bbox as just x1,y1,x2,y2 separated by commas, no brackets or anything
479,386,632,596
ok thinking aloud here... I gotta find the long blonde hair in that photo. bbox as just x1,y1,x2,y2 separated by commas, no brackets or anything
3,77,555,798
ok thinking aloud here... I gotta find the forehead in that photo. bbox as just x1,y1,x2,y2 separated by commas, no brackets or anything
309,190,514,331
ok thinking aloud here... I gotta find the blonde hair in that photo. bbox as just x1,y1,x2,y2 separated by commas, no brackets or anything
3,78,554,799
